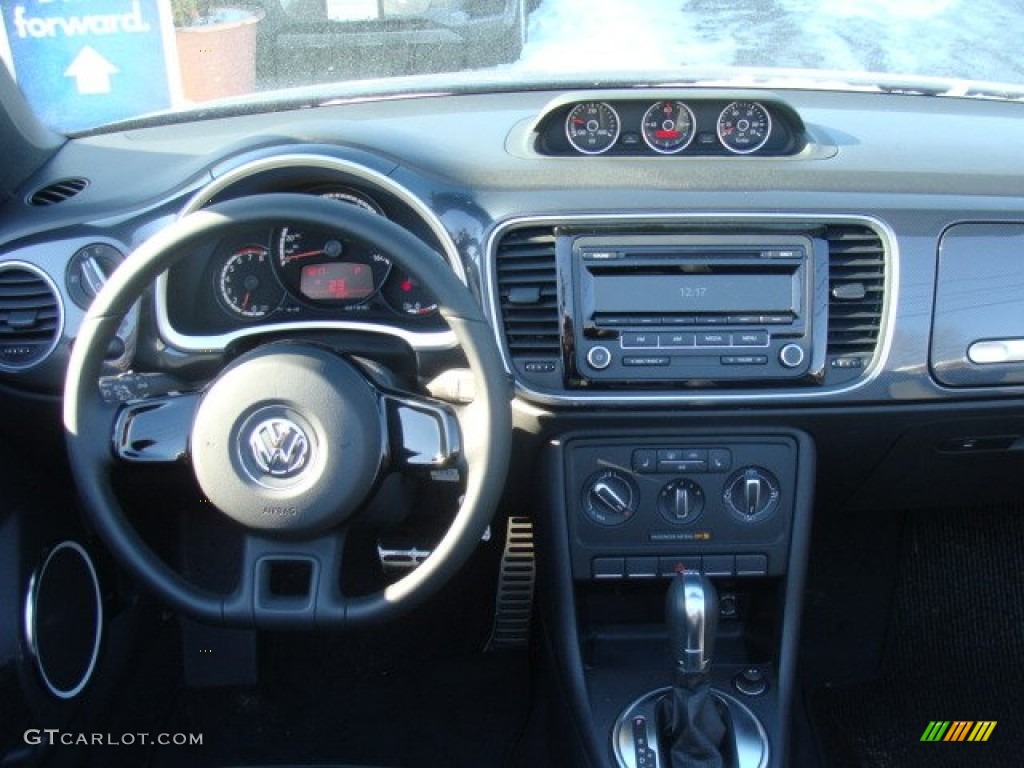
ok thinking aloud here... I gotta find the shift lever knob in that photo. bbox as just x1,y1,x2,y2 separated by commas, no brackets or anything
666,570,718,676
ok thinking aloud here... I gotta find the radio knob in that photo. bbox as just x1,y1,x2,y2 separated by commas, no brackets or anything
586,345,613,370
779,343,805,369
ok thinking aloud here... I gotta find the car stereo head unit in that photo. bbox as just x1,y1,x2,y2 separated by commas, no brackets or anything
568,233,828,386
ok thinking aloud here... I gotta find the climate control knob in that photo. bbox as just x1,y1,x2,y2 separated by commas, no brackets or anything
723,467,780,523
582,470,638,526
658,479,705,524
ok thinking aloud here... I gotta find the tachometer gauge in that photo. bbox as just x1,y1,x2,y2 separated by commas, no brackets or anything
566,102,621,155
641,101,696,154
716,101,772,154
382,272,439,318
218,245,282,320
276,226,392,306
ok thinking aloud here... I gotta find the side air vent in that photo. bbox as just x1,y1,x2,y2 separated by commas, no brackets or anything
824,225,886,357
28,178,89,207
0,264,63,371
494,227,559,358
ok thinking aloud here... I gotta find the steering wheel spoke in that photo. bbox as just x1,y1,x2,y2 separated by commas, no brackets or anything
113,391,200,463
383,391,462,473
222,530,349,628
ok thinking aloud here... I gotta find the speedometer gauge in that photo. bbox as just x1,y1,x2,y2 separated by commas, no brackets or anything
566,102,621,155
642,101,696,154
276,226,392,306
716,101,772,154
218,245,282,320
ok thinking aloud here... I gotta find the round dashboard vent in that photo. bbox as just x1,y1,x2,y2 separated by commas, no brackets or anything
27,177,89,207
0,263,64,371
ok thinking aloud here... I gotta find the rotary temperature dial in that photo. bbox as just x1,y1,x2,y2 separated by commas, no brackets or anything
582,470,638,526
723,467,780,522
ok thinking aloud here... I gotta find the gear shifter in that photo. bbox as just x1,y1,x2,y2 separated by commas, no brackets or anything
657,571,730,767
668,570,719,678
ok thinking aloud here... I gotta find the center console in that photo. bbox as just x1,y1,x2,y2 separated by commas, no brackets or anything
539,429,814,768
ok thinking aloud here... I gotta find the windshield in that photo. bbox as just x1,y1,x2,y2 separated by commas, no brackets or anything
2,0,1022,134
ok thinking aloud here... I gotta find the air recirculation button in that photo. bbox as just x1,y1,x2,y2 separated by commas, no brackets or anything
658,479,705,524
722,467,780,523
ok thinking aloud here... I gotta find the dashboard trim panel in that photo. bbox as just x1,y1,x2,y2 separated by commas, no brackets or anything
154,154,463,352
484,212,899,405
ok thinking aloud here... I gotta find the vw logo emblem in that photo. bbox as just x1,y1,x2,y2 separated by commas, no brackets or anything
248,418,310,478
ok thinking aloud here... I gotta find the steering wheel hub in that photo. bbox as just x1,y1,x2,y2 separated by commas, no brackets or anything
190,342,384,535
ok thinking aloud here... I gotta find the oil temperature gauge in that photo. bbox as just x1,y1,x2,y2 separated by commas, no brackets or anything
566,102,621,155
217,244,282,320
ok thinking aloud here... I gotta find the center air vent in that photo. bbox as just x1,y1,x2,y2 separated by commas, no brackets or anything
494,227,559,362
824,225,886,358
28,178,89,207
0,263,63,371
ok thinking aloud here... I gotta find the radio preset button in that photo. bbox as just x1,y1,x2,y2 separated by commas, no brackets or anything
586,346,613,370
697,315,730,325
730,314,762,324
733,332,769,347
661,316,697,326
760,314,792,325
623,356,670,366
697,332,731,347
621,332,658,348
658,332,696,348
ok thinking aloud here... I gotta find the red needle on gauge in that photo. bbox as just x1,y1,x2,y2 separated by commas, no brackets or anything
242,293,251,310
282,249,324,264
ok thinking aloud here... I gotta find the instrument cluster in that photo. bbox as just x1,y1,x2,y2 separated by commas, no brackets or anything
163,186,446,342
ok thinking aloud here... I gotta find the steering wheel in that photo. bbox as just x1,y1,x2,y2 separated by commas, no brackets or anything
63,194,512,628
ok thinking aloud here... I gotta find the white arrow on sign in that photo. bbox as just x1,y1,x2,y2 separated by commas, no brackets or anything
64,46,119,95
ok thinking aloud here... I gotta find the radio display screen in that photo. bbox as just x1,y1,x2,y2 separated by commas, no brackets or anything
591,272,796,314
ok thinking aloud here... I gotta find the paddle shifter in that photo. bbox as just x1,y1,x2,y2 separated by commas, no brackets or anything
657,571,730,767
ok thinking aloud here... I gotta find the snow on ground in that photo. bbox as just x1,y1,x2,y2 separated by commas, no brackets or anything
515,0,1024,85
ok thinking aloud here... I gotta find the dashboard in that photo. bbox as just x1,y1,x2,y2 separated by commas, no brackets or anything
3,86,1024,411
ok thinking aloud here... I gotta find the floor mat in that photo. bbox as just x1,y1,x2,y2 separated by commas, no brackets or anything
809,505,1024,768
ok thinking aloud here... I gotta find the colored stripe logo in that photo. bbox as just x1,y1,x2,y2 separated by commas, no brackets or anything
921,721,996,742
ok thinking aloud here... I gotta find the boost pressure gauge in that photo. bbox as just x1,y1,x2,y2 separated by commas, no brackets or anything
717,101,772,154
566,102,621,155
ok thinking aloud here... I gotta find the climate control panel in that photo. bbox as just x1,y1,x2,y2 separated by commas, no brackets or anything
565,435,798,581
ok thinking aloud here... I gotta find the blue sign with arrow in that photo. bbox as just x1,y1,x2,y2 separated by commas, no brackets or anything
0,0,176,133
